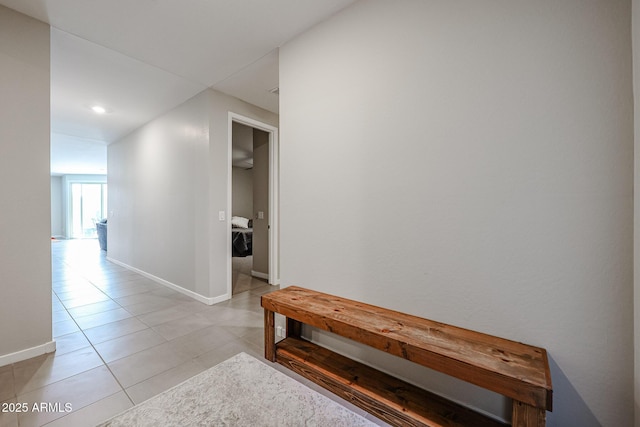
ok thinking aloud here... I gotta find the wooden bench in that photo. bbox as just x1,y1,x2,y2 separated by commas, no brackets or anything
261,286,552,427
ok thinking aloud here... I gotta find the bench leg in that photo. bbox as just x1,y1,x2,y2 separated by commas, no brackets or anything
264,309,275,362
512,401,545,427
287,318,302,338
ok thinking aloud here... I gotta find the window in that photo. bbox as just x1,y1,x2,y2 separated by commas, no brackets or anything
70,183,107,238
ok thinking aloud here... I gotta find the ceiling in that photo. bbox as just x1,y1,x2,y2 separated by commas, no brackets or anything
0,0,357,175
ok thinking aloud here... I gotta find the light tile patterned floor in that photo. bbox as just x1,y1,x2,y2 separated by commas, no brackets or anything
0,239,385,427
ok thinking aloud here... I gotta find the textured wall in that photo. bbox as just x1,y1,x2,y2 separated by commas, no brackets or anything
280,1,633,425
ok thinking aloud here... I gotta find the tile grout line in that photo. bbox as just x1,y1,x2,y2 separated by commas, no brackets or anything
15,290,127,424
46,240,273,427
50,246,140,414
51,243,225,408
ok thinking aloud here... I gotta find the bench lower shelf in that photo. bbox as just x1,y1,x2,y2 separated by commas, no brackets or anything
275,337,508,427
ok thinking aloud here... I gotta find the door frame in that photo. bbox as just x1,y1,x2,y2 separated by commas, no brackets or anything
226,112,279,297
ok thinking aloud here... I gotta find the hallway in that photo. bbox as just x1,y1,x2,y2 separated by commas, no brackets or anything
1,239,269,426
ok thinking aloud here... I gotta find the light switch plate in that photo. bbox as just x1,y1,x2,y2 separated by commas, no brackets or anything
219,211,225,221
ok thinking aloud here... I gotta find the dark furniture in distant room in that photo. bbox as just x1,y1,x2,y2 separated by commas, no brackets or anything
96,219,107,251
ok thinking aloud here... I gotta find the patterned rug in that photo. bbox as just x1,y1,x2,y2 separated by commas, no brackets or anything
97,352,376,426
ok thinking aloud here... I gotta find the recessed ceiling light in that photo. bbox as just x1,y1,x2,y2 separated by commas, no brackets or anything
91,105,107,114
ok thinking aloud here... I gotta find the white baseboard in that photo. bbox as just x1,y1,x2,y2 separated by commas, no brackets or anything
106,257,229,306
251,270,279,285
0,340,56,367
251,270,269,280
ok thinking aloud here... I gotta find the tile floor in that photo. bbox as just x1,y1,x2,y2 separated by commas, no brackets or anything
0,239,384,427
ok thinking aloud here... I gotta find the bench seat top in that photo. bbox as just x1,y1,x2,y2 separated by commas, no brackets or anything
261,286,552,410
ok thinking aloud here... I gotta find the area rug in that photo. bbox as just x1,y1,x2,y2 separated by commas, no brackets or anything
97,352,377,427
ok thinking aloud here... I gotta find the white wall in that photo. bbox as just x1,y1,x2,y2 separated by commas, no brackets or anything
280,1,633,426
231,121,255,219
206,90,278,298
252,129,270,276
108,89,277,302
0,5,53,364
633,0,640,424
108,90,210,297
232,168,253,219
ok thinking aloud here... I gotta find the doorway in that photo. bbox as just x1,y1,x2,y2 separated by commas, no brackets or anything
227,113,279,298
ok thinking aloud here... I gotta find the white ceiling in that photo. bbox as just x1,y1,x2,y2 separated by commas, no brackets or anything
0,0,357,175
